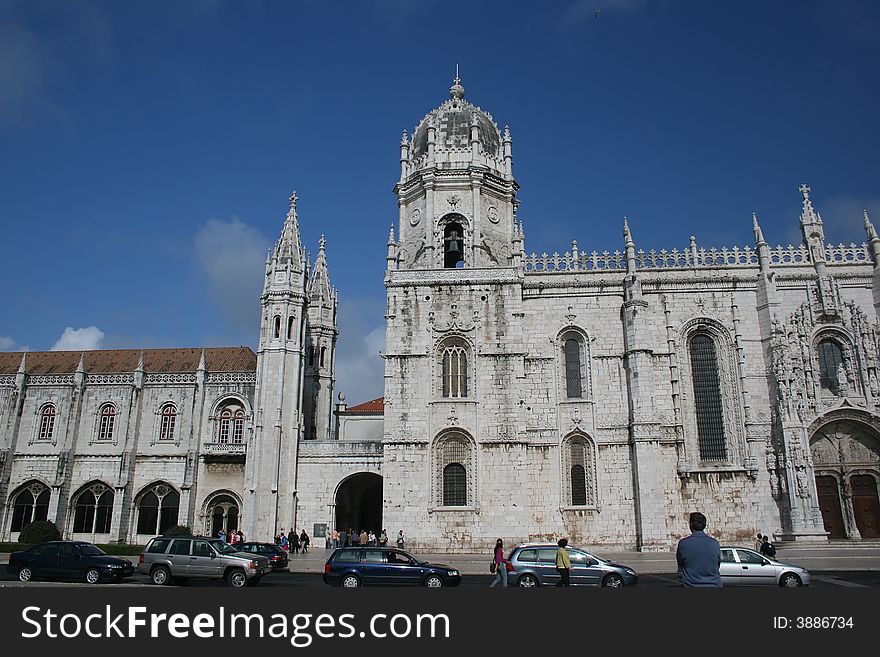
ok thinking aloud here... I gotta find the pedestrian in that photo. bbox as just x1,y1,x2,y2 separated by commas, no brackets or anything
229,529,238,545
379,529,388,547
238,530,245,542
555,538,572,586
760,535,777,558
218,529,227,543
300,529,310,554
288,528,297,554
676,512,723,587
359,529,368,546
331,528,339,549
397,530,405,549
489,538,508,588
280,529,288,551
755,533,764,552
368,530,377,546
338,528,348,548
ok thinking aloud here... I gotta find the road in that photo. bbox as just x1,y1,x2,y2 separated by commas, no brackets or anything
2,570,879,588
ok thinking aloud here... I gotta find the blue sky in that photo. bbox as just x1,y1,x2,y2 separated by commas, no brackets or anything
1,0,879,404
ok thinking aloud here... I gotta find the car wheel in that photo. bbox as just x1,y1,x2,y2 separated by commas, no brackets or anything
226,569,247,588
424,575,444,588
602,573,624,588
341,574,361,588
150,566,171,586
84,568,102,585
518,574,539,588
780,572,802,587
17,566,33,583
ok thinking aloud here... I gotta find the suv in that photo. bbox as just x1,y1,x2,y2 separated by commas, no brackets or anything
506,543,638,587
138,536,271,588
323,547,461,588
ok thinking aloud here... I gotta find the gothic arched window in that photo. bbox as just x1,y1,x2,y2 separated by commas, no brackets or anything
817,339,845,395
440,338,469,398
72,482,114,534
159,403,177,441
435,433,474,507
10,482,50,532
38,403,56,441
214,399,247,445
287,316,295,340
560,331,588,399
97,403,116,442
689,334,727,461
273,316,281,339
563,435,596,507
320,346,326,368
136,483,180,535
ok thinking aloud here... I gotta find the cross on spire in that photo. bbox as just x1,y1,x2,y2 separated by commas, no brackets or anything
454,63,460,85
289,191,298,209
799,183,811,199
319,234,326,251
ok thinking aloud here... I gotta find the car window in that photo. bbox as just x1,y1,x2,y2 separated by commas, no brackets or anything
147,539,172,554
386,550,414,565
735,549,765,564
517,549,537,562
39,544,59,558
169,540,191,556
79,545,105,557
58,544,78,559
720,548,736,563
568,550,598,566
362,550,385,564
192,541,214,558
537,548,557,563
334,550,360,563
211,541,239,555
237,544,253,552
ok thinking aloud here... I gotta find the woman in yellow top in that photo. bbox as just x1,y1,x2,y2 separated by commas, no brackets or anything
555,538,572,587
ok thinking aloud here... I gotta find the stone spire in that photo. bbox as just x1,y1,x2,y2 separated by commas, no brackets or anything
275,192,304,266
864,210,880,267
799,183,826,260
16,352,27,391
386,225,397,271
74,352,86,388
308,235,333,303
449,65,465,101
623,217,636,274
753,213,771,270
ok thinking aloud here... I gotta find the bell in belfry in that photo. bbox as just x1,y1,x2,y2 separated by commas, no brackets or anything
444,229,463,268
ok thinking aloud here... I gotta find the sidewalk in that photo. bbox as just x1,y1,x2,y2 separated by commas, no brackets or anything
3,544,880,575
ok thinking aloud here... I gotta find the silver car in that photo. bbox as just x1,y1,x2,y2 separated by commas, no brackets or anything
719,546,810,587
137,536,271,588
507,543,638,587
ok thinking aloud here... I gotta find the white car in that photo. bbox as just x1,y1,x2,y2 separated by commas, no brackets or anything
719,546,810,587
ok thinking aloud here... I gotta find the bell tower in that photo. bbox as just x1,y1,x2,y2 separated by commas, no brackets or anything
244,192,308,540
391,73,519,270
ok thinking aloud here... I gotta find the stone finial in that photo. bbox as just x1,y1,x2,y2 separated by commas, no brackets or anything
76,353,85,373
623,217,634,246
400,129,408,146
388,224,396,244
503,125,511,142
289,191,298,212
450,65,465,101
319,234,326,253
197,348,207,371
135,350,145,372
753,212,766,244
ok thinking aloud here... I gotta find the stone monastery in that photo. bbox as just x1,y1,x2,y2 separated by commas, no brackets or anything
2,76,879,551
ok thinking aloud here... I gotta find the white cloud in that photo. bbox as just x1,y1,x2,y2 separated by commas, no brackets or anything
51,326,104,351
194,217,270,334
334,297,386,406
0,336,16,350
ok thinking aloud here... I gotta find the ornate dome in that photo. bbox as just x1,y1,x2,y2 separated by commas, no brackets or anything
410,76,502,159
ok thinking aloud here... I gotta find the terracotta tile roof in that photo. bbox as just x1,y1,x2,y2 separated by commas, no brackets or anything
341,397,384,415
0,347,257,375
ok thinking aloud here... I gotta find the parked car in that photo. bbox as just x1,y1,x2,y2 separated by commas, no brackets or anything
7,541,135,584
323,547,461,588
137,535,271,587
235,542,289,571
506,543,638,587
719,546,810,586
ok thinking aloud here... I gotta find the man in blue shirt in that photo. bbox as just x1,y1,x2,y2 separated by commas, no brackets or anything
676,512,722,587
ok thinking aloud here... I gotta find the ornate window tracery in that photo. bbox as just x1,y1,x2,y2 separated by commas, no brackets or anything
72,482,113,534
136,483,180,535
434,432,475,508
10,481,50,532
97,403,116,442
37,403,56,441
439,337,470,398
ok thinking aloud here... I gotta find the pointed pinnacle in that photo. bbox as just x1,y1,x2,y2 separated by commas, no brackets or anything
388,224,396,243
18,352,27,373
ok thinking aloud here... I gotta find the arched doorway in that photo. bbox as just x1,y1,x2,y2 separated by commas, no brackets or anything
335,473,382,535
815,476,845,538
810,419,880,539
205,494,240,538
851,475,880,539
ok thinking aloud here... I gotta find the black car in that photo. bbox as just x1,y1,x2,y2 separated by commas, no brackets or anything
322,546,461,588
235,542,289,571
7,541,135,584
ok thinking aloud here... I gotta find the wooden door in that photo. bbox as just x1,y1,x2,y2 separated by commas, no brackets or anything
815,476,846,538
851,475,880,539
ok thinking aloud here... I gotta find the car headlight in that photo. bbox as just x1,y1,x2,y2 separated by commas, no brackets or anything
447,570,459,576
623,568,636,575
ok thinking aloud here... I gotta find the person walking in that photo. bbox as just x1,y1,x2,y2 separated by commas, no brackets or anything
368,530,377,546
279,529,288,552
397,530,405,549
300,529,310,554
288,529,298,554
338,528,348,549
378,529,388,547
755,533,764,552
760,535,777,558
676,512,723,587
555,538,572,586
489,539,508,588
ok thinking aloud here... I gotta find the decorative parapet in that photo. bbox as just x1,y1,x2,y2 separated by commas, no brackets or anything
207,372,257,384
0,375,15,388
86,373,135,385
298,441,384,458
143,373,196,385
28,375,76,386
202,441,247,456
524,241,870,273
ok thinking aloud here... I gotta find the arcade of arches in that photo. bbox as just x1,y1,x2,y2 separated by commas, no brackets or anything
335,473,382,534
810,420,880,539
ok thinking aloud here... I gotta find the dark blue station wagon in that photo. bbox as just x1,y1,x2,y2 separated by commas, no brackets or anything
323,547,461,588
